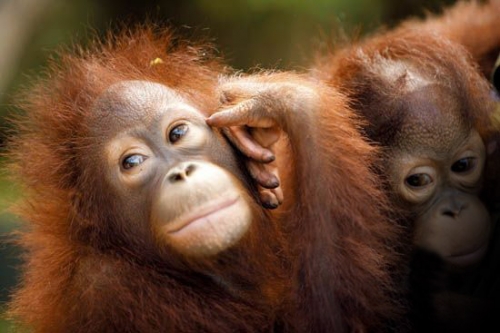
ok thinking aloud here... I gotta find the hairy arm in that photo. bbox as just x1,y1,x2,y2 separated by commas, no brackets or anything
207,72,402,331
207,73,326,208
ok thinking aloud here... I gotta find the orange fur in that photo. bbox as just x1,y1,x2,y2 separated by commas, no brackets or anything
7,26,287,333
6,25,403,332
314,14,498,332
401,0,500,79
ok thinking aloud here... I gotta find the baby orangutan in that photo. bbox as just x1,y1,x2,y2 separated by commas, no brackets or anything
6,27,401,332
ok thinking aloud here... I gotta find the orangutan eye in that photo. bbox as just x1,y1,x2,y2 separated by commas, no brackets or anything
405,173,433,188
451,157,475,173
169,124,189,143
122,154,147,170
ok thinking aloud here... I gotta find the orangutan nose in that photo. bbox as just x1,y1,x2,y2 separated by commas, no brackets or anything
166,163,197,183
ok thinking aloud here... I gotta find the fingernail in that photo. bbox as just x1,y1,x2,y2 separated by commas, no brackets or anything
268,179,279,189
262,200,279,209
263,152,275,163
262,177,279,189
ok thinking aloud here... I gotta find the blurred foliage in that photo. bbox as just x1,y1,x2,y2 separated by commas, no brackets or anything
0,0,458,124
0,0,458,330
0,313,14,332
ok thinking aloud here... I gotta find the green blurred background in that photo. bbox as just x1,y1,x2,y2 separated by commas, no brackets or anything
0,0,457,330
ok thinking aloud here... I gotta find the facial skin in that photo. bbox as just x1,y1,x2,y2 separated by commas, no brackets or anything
387,85,492,267
89,80,253,257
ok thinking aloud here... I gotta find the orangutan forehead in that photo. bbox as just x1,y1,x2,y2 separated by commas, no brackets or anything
369,57,470,152
91,80,184,122
396,121,469,156
395,88,470,155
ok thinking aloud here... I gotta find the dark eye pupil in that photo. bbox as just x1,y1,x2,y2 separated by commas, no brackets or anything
451,158,474,173
169,124,188,143
405,173,431,188
123,155,145,170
